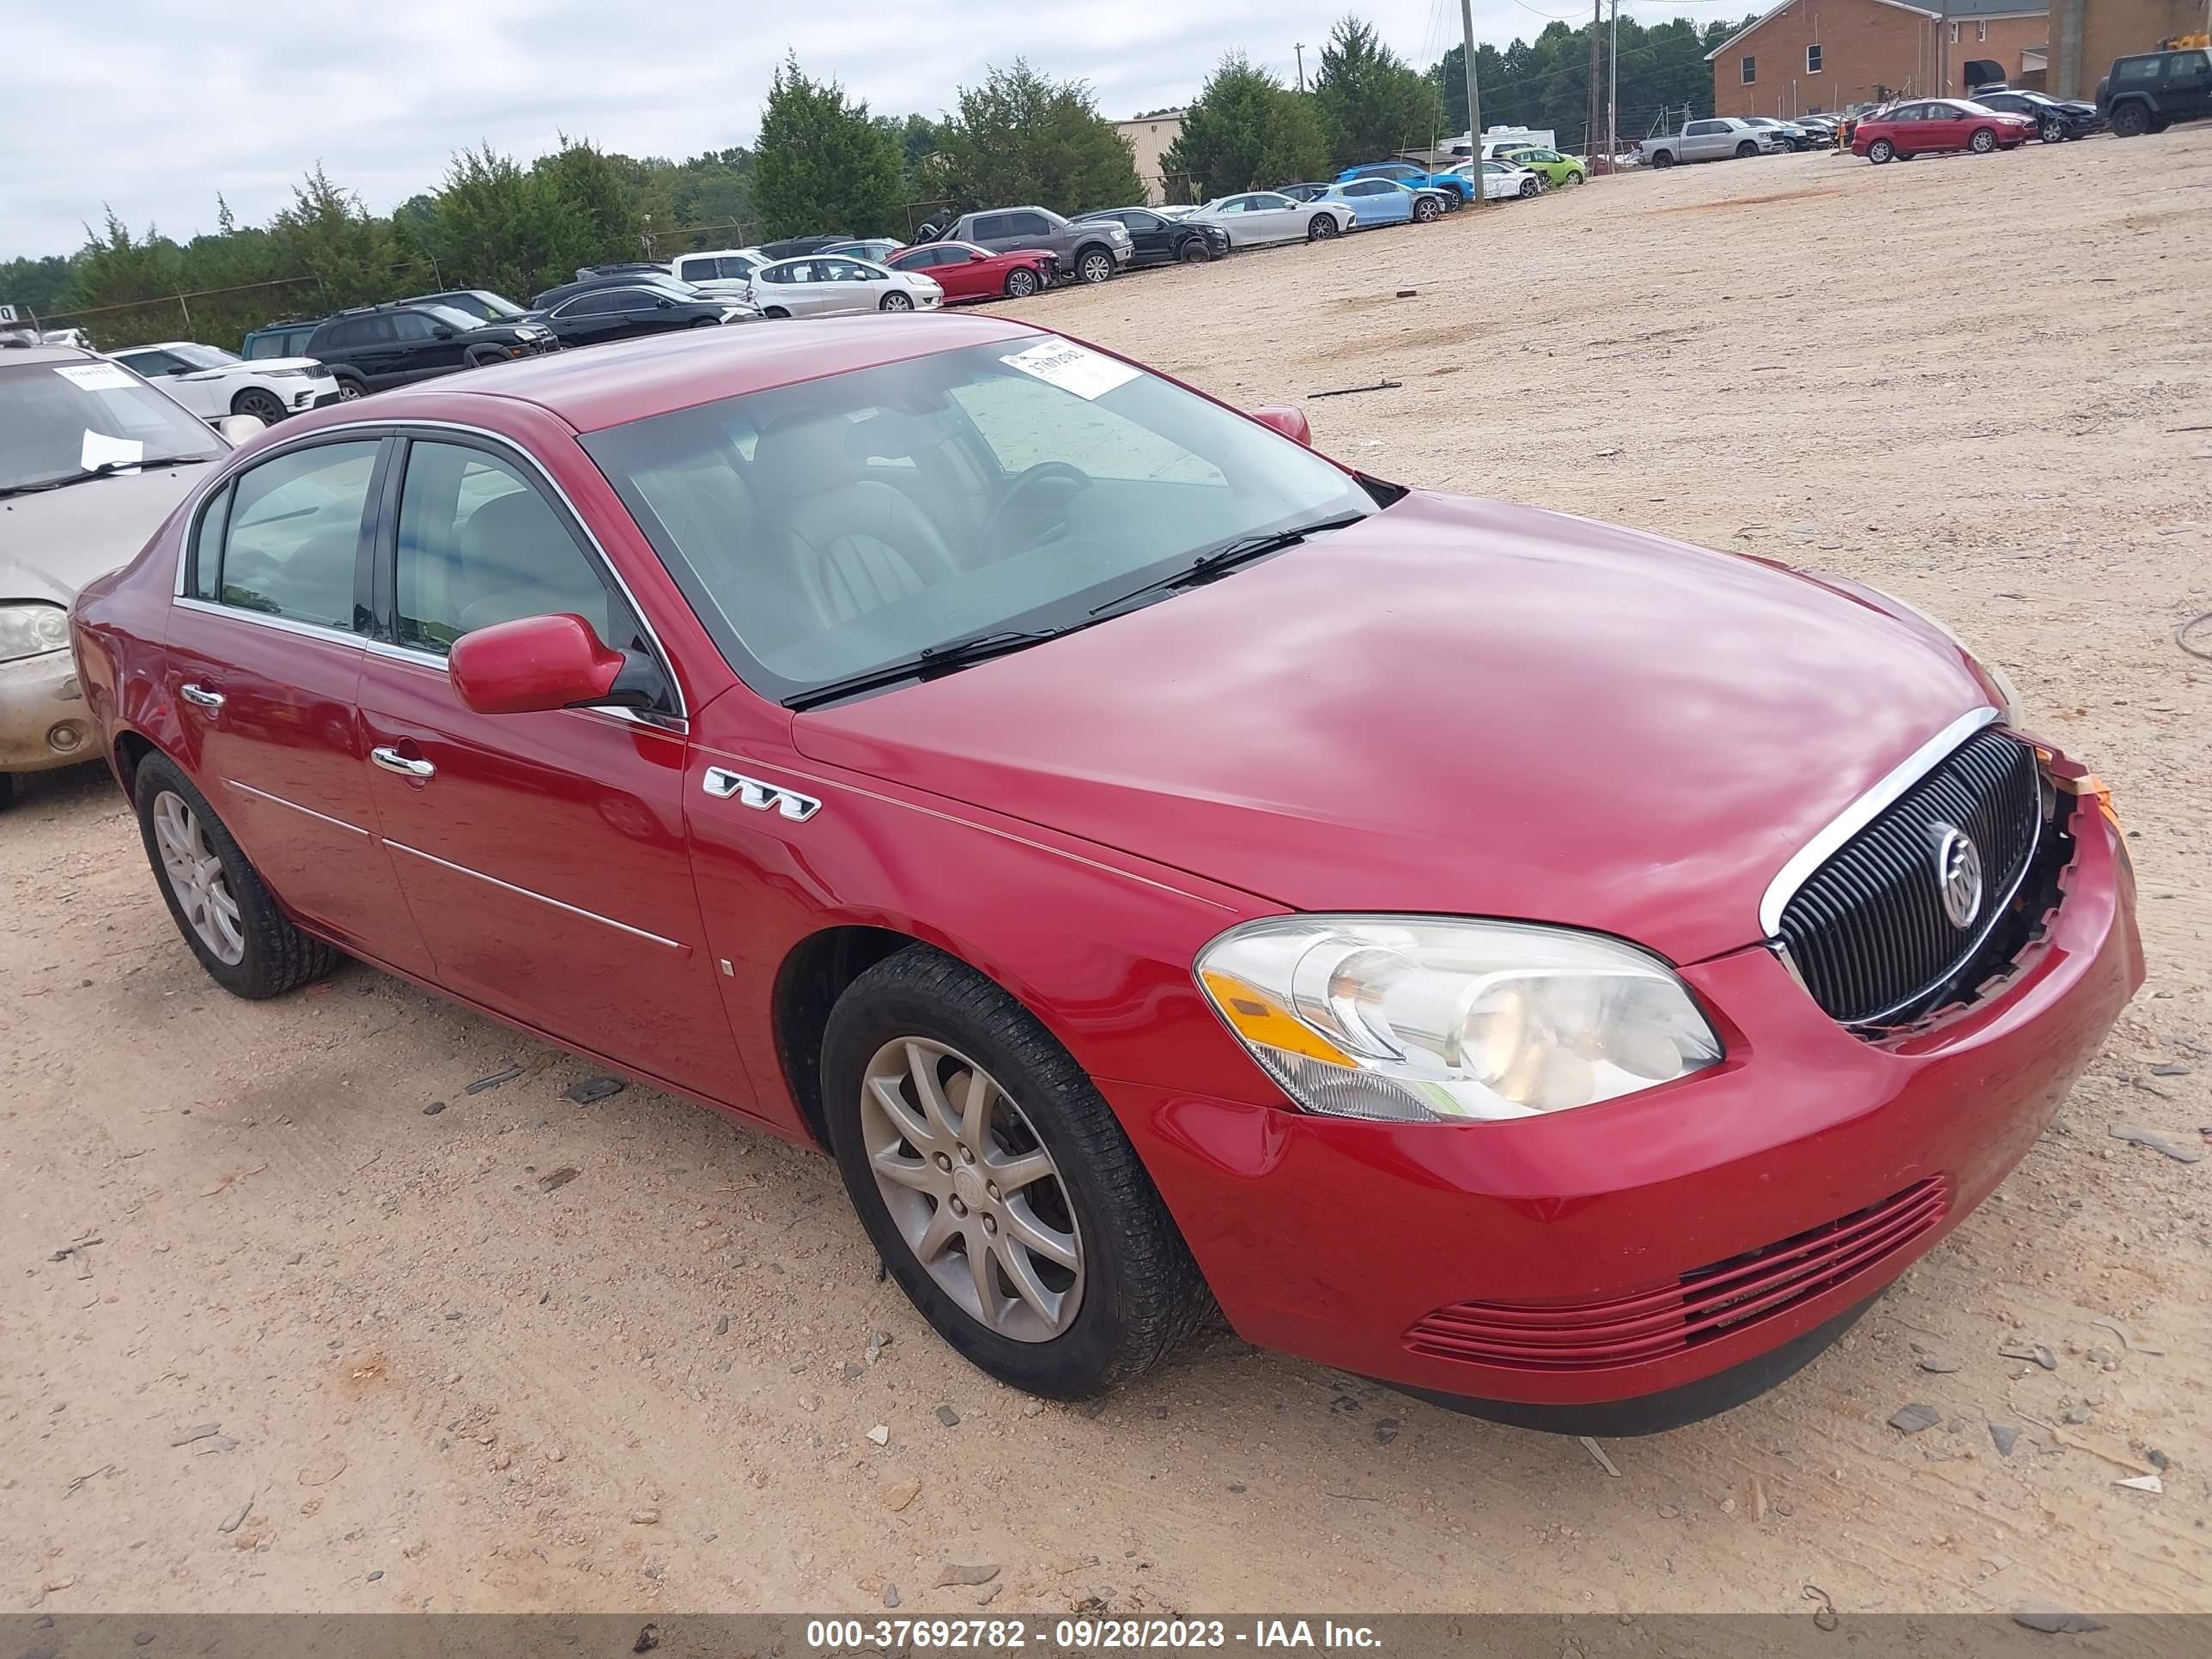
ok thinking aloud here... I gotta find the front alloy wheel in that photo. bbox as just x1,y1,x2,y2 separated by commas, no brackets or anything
231,387,284,424
2042,118,2066,143
1004,267,1039,298
1077,251,1114,283
1969,127,1998,154
1308,214,1340,241
881,290,915,312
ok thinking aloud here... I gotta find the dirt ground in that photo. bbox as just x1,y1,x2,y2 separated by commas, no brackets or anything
6,137,2209,1619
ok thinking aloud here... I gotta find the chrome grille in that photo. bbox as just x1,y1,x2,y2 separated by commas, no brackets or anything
1778,729,2042,1026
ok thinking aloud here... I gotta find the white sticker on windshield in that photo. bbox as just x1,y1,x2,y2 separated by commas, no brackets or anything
1000,339,1139,401
55,362,137,392
80,430,145,472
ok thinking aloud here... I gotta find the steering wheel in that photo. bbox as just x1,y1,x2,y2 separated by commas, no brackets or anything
978,461,1093,556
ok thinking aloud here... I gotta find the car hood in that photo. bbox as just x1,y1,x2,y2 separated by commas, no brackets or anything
793,492,1992,965
239,356,330,374
0,462,208,605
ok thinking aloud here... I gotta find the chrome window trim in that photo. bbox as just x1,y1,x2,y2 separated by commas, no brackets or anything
1757,705,2002,938
173,416,688,720
383,839,689,952
174,595,366,647
224,777,371,837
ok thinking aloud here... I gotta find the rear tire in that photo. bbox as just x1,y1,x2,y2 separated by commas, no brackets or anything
2110,101,2150,137
1868,137,1895,164
133,753,337,1000
333,374,366,401
762,307,790,319
822,945,1208,1399
1650,149,1675,168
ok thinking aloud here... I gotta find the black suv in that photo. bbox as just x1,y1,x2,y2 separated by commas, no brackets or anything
2099,46,2212,137
302,302,556,392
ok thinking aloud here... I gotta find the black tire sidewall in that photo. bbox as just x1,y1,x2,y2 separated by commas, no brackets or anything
232,389,282,422
133,754,307,998
822,951,1175,1396
1006,270,1037,297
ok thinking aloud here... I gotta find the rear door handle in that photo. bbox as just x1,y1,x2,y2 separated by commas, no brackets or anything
370,746,435,781
179,683,224,712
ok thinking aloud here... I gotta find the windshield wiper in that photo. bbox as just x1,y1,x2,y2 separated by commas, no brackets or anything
1088,512,1369,617
785,628,1070,711
0,455,214,497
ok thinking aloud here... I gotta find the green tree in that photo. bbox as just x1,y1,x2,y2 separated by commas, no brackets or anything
0,252,77,319
1165,55,1331,198
937,61,1143,216
270,167,403,309
753,56,903,240
532,137,645,264
1312,16,1443,171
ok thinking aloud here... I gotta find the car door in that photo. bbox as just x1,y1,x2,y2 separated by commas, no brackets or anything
548,290,611,347
818,258,888,313
2167,50,2212,117
609,287,687,340
381,310,460,383
330,316,408,389
1115,210,1170,263
354,431,746,1100
164,434,436,975
927,246,988,301
117,349,218,419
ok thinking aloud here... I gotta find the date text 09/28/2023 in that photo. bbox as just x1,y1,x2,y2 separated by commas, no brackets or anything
803,1617,1382,1650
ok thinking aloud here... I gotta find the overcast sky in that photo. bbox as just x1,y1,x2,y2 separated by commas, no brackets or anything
3,1,1730,261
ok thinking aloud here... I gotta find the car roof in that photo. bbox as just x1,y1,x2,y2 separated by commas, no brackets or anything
112,340,194,353
0,341,101,367
333,313,1048,434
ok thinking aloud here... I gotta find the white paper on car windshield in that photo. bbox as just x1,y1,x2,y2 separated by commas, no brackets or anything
53,362,137,392
80,430,145,472
1000,339,1140,401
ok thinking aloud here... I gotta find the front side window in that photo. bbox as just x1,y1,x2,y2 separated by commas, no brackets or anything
1808,45,1823,73
0,358,225,493
394,441,623,655
1006,212,1054,237
1251,192,1296,210
581,336,1376,703
386,312,443,343
213,441,379,629
1741,55,1756,85
115,349,181,376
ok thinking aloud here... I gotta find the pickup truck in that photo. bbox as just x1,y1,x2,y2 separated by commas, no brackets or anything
1639,117,1784,167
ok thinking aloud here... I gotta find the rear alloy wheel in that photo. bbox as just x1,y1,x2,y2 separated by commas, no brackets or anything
1004,267,1040,298
823,945,1206,1397
880,290,915,312
133,754,337,999
1307,214,1340,241
1413,195,1443,222
1969,126,1999,154
1868,137,1896,164
230,386,284,424
1076,249,1114,284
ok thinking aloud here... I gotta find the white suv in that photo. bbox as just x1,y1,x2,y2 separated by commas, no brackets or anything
106,341,340,425
667,248,769,301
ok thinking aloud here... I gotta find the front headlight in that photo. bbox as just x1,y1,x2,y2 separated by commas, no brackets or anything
263,367,318,379
1194,916,1723,1123
0,602,72,664
1863,584,2021,726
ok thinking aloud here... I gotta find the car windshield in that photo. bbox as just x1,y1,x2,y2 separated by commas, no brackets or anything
173,343,241,368
419,305,485,331
581,335,1377,703
0,358,225,493
468,292,526,319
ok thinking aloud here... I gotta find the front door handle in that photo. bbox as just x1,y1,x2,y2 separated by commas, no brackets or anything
179,683,224,712
370,745,436,781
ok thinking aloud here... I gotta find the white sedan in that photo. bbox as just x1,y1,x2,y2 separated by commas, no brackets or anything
1446,160,1545,202
1178,191,1357,247
106,341,341,424
744,256,943,319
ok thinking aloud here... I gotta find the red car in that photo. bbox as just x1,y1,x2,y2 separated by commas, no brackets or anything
72,318,2141,1433
1852,97,2035,161
885,240,1057,304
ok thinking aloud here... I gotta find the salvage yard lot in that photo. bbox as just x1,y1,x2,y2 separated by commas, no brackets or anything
6,137,2209,1616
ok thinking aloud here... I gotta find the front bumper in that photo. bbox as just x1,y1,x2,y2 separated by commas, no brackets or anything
0,649,97,774
1115,808,2141,1432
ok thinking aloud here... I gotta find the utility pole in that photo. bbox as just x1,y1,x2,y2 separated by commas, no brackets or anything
1461,0,1485,209
1294,42,1307,93
1607,0,1620,167
1586,1,1602,164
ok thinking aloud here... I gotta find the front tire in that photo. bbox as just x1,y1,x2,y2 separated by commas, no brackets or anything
762,307,790,319
1735,140,1759,158
1969,126,1998,155
1073,246,1115,284
880,290,915,312
1413,195,1443,222
1868,137,1895,164
1003,267,1040,298
823,945,1206,1398
230,386,284,423
1517,177,1540,198
133,753,337,999
1307,213,1340,241
1176,237,1211,263
2041,118,2067,143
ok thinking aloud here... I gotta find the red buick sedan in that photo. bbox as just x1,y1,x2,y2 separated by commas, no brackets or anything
1852,98,2035,161
71,317,2140,1433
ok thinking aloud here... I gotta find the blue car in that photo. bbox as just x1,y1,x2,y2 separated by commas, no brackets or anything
1321,177,1449,228
1337,160,1473,206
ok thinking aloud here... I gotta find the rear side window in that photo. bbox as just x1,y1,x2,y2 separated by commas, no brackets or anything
212,441,380,629
676,257,714,282
2115,58,2160,83
393,441,626,655
971,215,1012,240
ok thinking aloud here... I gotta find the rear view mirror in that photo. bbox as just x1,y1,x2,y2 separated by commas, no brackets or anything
1252,405,1313,447
449,613,626,716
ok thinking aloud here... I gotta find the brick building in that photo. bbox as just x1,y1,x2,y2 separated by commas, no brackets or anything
1707,0,2052,118
2049,0,2206,98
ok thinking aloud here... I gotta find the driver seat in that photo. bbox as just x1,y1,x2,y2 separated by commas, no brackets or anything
751,415,963,628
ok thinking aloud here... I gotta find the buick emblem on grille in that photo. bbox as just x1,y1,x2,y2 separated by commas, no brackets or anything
1931,823,1984,930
